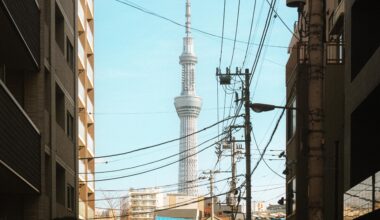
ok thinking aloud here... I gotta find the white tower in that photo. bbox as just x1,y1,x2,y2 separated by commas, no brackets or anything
174,0,202,196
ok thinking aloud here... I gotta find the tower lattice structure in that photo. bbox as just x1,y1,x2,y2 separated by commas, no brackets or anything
174,0,202,196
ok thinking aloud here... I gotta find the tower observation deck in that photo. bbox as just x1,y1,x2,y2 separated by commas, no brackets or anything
174,0,202,196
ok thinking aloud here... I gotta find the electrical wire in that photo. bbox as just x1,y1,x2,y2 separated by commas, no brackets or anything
82,132,225,174
242,0,257,69
252,130,285,179
84,131,234,182
81,115,241,160
113,0,289,49
229,0,241,68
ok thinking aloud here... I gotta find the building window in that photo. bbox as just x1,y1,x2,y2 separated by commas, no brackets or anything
67,184,75,211
56,163,65,205
55,85,65,128
287,178,296,215
55,5,65,52
66,37,74,70
287,98,297,141
66,111,74,141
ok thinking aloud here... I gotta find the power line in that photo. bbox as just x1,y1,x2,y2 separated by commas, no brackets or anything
218,0,227,70
81,115,241,160
264,0,299,40
252,130,285,179
113,0,289,49
83,132,225,174
84,133,232,182
229,0,242,68
242,0,257,68
250,0,277,84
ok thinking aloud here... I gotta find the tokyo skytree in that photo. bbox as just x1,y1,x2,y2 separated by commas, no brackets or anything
174,0,202,196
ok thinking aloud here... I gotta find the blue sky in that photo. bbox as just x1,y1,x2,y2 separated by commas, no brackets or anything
94,0,297,209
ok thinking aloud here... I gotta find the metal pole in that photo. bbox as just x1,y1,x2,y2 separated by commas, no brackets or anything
231,138,237,220
307,0,325,219
244,73,252,220
211,172,215,220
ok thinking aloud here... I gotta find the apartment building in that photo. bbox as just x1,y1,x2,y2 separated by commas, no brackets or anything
0,0,77,219
121,188,165,220
77,0,95,219
284,0,379,219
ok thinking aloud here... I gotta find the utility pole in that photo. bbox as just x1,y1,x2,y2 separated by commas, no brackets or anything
216,68,251,220
307,0,325,219
243,72,252,220
203,170,219,220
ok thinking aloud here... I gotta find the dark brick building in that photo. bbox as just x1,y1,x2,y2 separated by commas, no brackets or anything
284,0,379,219
0,0,78,218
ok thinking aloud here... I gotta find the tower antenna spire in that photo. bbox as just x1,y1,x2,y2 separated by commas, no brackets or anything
186,0,191,36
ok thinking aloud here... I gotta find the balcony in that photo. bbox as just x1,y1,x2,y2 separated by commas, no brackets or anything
79,159,86,181
79,198,86,219
86,0,94,19
87,95,94,124
87,172,95,192
87,61,94,88
78,78,86,108
87,133,94,157
1,0,40,68
78,1,85,32
329,0,345,35
86,21,94,54
78,38,85,70
344,171,380,219
0,80,41,193
88,206,95,219
78,119,86,146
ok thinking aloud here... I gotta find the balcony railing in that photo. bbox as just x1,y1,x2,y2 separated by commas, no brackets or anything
79,198,86,219
88,206,95,219
2,0,40,67
344,171,380,219
87,133,94,157
86,0,94,19
86,21,94,53
87,61,94,88
78,119,86,145
79,159,86,181
87,96,94,123
87,172,95,192
78,78,86,107
78,1,85,32
326,42,345,64
0,80,41,192
78,39,85,70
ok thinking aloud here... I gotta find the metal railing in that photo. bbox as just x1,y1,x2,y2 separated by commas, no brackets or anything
78,78,86,107
87,95,94,123
86,21,94,53
326,42,345,64
78,1,85,31
79,159,86,181
87,61,94,88
87,133,94,157
344,171,380,219
78,39,85,69
78,119,86,145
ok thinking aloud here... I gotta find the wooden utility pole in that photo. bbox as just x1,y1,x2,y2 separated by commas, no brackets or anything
307,0,325,219
203,170,219,220
216,68,251,220
244,72,252,220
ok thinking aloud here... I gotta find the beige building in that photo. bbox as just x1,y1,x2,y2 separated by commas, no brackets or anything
77,0,95,219
121,188,165,220
0,0,77,219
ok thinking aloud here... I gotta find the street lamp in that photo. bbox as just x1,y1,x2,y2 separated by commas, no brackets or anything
249,103,297,113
